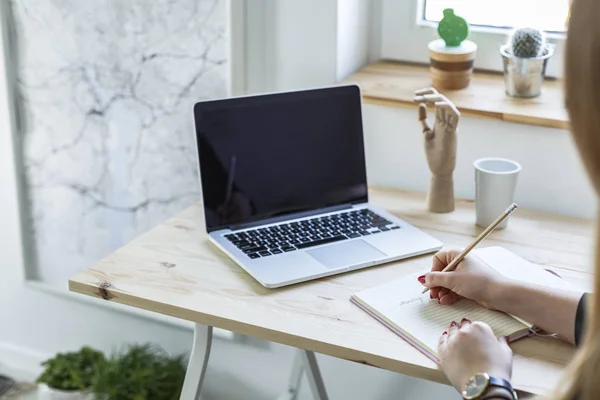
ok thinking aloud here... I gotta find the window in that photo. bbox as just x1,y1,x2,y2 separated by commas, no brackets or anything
423,0,570,33
379,0,568,77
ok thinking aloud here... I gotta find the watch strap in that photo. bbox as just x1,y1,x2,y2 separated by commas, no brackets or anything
489,376,517,398
480,377,517,400
479,387,517,400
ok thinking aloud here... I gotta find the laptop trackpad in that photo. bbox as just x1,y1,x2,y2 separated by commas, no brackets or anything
307,240,387,269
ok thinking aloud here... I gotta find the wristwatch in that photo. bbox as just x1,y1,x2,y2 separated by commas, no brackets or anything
462,373,518,400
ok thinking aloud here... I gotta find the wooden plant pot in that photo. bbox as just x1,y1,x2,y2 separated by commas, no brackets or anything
428,39,477,90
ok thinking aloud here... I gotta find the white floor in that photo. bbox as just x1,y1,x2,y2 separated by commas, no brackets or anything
1,335,459,400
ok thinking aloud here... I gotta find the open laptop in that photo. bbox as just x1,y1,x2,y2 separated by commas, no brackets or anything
193,84,442,288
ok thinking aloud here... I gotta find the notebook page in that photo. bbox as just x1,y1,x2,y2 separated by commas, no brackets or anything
474,247,582,293
354,273,528,355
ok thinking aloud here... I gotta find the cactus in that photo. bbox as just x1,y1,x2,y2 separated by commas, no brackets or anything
438,9,469,47
510,27,547,58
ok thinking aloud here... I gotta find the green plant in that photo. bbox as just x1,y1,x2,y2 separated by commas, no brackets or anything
438,8,469,46
36,346,106,391
92,344,187,400
510,27,547,58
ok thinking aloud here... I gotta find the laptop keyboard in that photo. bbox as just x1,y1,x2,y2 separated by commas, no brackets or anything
224,209,400,259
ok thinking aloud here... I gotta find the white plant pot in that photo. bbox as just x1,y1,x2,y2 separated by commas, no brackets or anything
37,384,93,400
500,43,554,98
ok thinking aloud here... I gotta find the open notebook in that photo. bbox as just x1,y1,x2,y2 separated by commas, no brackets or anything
350,246,581,364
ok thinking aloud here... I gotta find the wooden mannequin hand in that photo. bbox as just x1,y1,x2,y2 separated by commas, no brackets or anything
414,88,460,213
414,88,460,176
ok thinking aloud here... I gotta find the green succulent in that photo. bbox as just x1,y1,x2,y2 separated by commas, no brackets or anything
36,346,106,391
438,8,469,46
92,344,187,400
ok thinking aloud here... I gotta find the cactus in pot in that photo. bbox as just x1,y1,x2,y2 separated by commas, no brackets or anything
428,8,477,90
500,27,554,98
510,27,547,58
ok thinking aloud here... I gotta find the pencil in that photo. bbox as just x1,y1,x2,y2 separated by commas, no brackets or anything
421,203,518,294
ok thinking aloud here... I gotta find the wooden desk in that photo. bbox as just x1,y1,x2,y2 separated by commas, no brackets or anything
69,187,594,397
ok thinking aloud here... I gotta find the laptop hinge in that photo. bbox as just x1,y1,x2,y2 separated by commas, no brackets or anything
228,203,356,232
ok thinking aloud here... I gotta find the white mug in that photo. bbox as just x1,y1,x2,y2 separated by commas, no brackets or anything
474,158,521,229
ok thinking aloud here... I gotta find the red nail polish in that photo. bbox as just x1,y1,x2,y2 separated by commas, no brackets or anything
461,318,470,324
451,321,457,327
437,299,441,304
417,275,426,284
442,331,447,335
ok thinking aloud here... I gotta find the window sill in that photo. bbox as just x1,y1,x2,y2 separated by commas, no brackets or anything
343,60,568,130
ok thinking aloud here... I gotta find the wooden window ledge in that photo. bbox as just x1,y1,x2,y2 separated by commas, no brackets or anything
342,60,568,130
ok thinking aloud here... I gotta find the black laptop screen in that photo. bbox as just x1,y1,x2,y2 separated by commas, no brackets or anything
194,85,368,231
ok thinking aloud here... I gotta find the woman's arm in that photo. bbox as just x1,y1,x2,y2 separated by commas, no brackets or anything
490,281,583,345
422,250,586,345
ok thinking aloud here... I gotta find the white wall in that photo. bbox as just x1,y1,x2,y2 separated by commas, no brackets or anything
245,0,339,94
247,0,371,92
273,0,339,90
362,105,596,219
336,0,370,81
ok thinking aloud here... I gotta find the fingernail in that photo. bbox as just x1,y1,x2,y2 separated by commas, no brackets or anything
437,299,441,304
430,292,434,299
450,321,457,327
442,331,447,335
461,318,470,324
417,275,426,284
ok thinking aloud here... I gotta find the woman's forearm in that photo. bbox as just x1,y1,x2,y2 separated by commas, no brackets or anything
489,281,583,344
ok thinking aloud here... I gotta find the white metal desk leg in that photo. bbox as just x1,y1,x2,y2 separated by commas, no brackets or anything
300,350,329,400
180,324,213,400
277,351,304,400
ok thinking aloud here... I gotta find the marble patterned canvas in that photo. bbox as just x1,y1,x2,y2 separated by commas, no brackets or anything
10,0,227,284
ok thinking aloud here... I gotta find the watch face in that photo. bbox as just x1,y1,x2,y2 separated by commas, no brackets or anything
462,373,489,399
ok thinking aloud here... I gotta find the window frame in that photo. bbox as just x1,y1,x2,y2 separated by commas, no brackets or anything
0,0,29,284
379,0,566,78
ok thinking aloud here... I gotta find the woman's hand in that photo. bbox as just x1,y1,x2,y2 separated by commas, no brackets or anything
419,250,510,309
438,319,513,392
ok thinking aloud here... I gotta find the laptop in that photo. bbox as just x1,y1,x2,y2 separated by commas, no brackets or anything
193,84,442,288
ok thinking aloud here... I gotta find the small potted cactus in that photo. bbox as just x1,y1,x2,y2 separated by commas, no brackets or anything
428,8,477,90
500,27,554,98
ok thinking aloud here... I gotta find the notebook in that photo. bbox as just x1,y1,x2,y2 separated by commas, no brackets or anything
350,246,581,364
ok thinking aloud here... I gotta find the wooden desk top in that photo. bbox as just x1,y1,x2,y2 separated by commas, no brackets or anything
69,187,594,395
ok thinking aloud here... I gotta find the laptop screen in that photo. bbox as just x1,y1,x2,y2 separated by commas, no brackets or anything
194,85,368,232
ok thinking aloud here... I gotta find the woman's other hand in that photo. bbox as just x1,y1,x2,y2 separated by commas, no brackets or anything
438,319,513,392
419,250,510,309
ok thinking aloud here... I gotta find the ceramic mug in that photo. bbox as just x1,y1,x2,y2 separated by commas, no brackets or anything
474,158,521,229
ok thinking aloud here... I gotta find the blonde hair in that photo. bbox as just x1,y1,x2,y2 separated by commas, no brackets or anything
559,0,600,399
